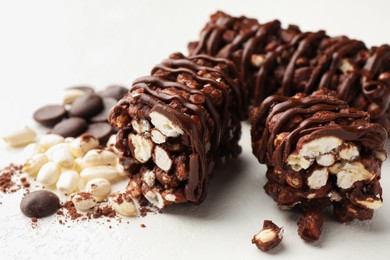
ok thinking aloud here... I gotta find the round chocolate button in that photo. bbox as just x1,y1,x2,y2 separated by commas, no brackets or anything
69,94,104,118
90,97,118,123
33,105,67,127
98,85,128,100
51,117,88,137
20,190,60,218
86,122,113,144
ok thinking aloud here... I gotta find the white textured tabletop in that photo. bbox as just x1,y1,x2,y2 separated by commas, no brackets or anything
1,1,390,259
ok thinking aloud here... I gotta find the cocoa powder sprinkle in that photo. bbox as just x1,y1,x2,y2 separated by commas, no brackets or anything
0,164,25,193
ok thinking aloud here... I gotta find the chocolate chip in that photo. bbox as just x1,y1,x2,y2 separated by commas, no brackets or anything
20,190,60,218
98,85,128,100
33,105,67,127
69,94,104,118
86,122,113,144
90,97,118,123
51,117,88,137
67,86,95,94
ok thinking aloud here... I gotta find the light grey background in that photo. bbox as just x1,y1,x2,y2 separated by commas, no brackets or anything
0,1,389,259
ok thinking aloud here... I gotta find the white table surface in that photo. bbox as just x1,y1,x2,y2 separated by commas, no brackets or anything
1,1,390,259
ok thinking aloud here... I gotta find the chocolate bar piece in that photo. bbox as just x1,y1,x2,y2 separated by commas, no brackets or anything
109,53,245,208
189,11,390,133
250,90,387,223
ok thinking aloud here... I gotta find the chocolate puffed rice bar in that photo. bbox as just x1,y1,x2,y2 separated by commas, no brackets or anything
189,11,390,133
250,90,387,224
109,53,246,208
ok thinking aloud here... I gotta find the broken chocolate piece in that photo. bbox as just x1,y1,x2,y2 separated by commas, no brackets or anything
297,210,324,242
252,220,284,251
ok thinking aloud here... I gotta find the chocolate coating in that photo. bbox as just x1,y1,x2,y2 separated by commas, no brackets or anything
251,91,387,166
51,117,88,137
250,90,387,223
20,190,60,218
189,11,390,133
33,104,67,127
69,93,104,118
110,53,245,205
297,210,323,242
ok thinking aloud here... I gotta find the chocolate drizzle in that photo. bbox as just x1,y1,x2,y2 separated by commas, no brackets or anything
189,11,390,133
251,90,387,168
110,53,244,204
251,90,387,223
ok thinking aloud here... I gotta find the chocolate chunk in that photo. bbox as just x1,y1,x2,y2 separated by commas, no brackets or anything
67,86,95,94
90,97,118,123
252,220,284,252
98,85,128,100
69,94,104,118
297,211,324,242
51,117,88,137
86,122,113,144
33,105,67,127
20,190,60,218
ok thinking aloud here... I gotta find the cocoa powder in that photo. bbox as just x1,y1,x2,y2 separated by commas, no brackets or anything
62,201,83,220
0,164,25,193
93,205,116,218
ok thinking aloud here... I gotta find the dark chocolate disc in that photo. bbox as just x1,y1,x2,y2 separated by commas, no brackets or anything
98,85,128,100
20,190,60,218
69,94,104,118
90,97,118,123
86,122,113,144
51,117,88,137
33,105,67,127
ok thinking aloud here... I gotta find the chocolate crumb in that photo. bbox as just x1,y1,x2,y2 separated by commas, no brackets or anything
0,164,24,193
140,224,146,228
62,201,82,220
100,205,116,218
140,207,152,217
